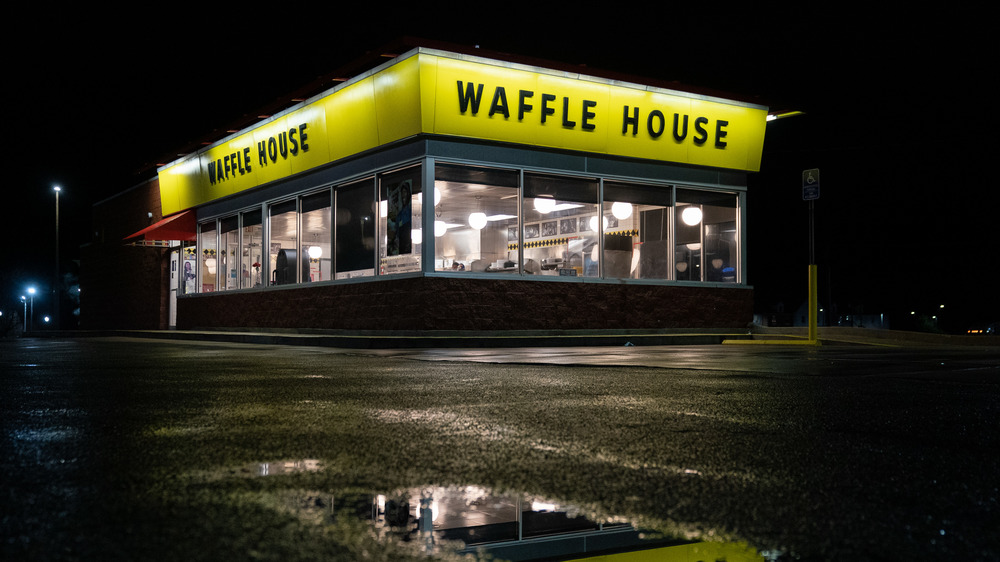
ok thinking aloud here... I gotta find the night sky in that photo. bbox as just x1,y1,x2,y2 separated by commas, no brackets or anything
3,5,995,333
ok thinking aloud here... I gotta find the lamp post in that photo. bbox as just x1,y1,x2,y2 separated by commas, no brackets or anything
21,295,26,332
26,287,35,333
53,185,61,329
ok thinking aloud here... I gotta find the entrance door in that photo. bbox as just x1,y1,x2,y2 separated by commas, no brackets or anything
169,249,179,329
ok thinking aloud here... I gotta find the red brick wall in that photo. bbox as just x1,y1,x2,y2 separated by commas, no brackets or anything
177,276,752,332
79,178,171,330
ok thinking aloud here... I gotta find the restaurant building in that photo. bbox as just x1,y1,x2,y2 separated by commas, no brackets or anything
80,41,770,339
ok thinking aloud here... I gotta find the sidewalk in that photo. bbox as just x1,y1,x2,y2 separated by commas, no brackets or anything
20,326,1000,349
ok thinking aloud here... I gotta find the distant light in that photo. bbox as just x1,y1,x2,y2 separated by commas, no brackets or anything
53,185,61,192
28,287,36,295
44,316,50,323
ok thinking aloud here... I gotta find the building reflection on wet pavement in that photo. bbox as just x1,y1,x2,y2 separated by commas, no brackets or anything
253,460,765,561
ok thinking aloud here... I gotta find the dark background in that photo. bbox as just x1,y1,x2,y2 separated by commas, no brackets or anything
3,5,995,333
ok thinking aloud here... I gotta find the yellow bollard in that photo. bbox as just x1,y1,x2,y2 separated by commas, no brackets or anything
808,264,818,343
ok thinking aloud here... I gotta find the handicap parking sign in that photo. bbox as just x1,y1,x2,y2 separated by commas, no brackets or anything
802,168,820,200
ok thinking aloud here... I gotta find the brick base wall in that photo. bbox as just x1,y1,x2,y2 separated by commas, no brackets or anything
79,244,170,330
177,276,752,332
79,178,171,331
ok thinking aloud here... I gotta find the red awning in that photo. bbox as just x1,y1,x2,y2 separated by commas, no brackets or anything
124,210,196,243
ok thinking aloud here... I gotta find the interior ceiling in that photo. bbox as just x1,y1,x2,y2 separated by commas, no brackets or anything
434,181,517,223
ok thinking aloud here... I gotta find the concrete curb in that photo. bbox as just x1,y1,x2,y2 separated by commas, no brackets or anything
724,338,821,346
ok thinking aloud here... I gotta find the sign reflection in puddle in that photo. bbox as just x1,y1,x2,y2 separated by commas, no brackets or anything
371,485,642,560
253,460,767,561
256,459,322,476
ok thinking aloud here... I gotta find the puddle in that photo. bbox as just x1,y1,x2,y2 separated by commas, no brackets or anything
256,459,322,476
10,427,81,442
242,459,768,561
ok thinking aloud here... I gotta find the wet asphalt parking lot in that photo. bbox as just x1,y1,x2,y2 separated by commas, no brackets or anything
2,336,998,561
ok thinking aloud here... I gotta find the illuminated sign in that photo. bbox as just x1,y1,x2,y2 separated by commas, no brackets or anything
159,49,767,215
432,54,766,172
206,123,309,185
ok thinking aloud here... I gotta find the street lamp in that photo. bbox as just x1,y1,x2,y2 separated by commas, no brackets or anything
20,296,26,332
53,185,61,329
27,287,36,333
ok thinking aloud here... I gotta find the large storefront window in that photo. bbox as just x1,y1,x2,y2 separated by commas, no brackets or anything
301,191,332,282
523,173,600,277
193,164,743,293
335,178,376,279
198,221,217,292
602,182,673,279
219,216,239,291
675,189,738,283
240,209,263,289
379,166,422,275
433,164,520,273
268,200,297,285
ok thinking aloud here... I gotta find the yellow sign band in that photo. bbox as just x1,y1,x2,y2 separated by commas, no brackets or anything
159,49,767,216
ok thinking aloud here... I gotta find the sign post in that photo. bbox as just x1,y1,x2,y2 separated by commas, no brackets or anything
802,169,820,344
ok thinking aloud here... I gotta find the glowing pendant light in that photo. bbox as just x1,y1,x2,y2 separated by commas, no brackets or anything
681,206,703,226
534,197,555,214
611,201,632,220
468,212,488,230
